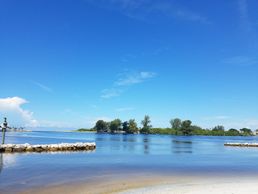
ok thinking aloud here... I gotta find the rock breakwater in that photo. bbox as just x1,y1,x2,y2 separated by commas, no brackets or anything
224,142,258,147
0,142,96,153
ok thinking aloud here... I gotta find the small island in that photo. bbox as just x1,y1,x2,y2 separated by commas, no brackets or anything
76,116,255,136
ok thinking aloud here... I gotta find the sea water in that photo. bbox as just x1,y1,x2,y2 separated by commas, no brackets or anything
0,131,258,193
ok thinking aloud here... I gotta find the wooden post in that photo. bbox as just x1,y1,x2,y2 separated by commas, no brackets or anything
2,128,5,145
0,153,3,174
1,118,7,145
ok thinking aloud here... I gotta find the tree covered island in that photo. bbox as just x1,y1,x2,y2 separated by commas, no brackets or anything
77,116,255,136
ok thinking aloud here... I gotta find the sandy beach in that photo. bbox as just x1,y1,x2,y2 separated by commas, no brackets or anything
20,173,258,194
118,176,258,194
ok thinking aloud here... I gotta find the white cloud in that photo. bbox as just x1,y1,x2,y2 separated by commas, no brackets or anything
116,71,156,86
101,88,122,99
0,97,38,127
115,107,135,112
0,97,115,129
101,70,156,99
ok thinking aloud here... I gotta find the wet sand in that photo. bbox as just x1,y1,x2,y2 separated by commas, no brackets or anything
20,173,258,194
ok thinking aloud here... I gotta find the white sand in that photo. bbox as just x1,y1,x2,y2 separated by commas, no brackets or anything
21,174,258,194
118,177,258,194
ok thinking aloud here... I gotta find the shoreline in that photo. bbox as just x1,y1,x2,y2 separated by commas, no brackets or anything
118,177,258,194
20,173,258,194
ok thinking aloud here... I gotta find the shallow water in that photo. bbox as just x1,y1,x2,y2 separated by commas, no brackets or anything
0,132,258,193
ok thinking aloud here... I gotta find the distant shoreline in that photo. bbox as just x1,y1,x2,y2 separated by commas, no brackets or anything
74,128,255,137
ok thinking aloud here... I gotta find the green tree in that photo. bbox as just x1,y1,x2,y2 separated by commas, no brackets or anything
140,115,152,134
191,125,206,135
226,128,240,136
170,118,182,130
212,125,225,136
181,120,192,135
127,119,139,134
240,128,253,136
122,121,129,132
94,120,108,133
110,119,122,133
212,125,225,131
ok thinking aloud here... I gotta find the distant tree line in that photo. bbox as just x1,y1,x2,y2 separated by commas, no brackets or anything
77,116,255,136
93,118,140,134
168,118,253,136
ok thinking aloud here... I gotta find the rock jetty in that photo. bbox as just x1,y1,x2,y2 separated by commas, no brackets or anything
224,142,258,147
0,142,96,153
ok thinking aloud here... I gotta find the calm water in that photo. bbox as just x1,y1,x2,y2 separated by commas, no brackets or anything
1,131,258,193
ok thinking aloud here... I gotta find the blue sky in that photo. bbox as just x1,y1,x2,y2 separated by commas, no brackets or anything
0,0,258,130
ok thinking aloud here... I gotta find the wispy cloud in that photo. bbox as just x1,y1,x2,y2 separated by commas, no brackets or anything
115,107,135,112
32,81,53,93
116,71,156,86
222,56,258,66
101,70,156,99
101,88,122,99
86,0,210,24
203,115,231,121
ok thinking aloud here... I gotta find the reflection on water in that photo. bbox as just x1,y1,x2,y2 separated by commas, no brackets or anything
172,140,192,144
110,135,123,142
1,132,258,193
0,153,2,174
122,135,136,153
0,153,17,175
122,135,136,143
172,139,193,154
143,136,149,154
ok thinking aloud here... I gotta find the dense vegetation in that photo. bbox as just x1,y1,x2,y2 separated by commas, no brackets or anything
77,116,255,136
76,128,96,132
